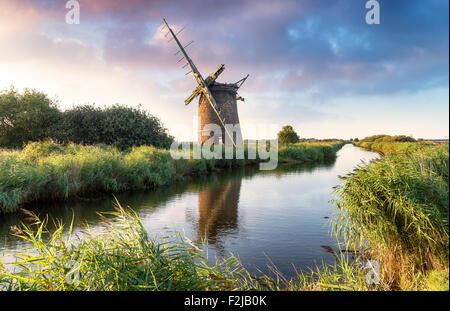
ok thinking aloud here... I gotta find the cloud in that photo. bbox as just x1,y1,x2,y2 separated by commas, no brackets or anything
0,0,448,139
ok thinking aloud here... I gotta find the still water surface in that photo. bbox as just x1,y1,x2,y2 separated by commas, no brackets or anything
0,144,378,277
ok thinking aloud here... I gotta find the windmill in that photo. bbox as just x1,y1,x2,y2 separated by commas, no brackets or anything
161,18,248,147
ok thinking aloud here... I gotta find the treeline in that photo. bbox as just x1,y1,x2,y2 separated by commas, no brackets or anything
0,88,173,150
354,134,439,155
358,134,416,143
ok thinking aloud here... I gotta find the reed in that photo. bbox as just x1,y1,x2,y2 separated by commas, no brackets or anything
0,203,389,291
2,198,444,291
0,140,346,214
278,141,345,163
332,143,449,290
0,204,257,290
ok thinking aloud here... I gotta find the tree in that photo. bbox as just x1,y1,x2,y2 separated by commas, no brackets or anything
0,88,61,147
1,87,174,150
51,105,104,145
99,104,174,150
277,125,300,144
53,104,174,150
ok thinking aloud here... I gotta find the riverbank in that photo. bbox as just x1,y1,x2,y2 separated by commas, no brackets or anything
330,141,449,290
0,140,346,214
355,140,443,155
1,142,447,291
0,204,387,291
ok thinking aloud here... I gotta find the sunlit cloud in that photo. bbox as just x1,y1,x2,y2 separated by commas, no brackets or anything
0,0,448,140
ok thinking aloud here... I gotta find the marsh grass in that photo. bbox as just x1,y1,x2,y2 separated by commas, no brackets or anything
278,142,345,163
355,140,438,155
0,202,387,291
0,140,346,214
0,203,261,291
332,143,449,290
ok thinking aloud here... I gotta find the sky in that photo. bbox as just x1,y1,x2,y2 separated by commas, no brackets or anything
0,0,448,140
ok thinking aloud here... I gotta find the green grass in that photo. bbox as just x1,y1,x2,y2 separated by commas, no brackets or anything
356,141,438,155
0,203,382,291
2,139,447,291
0,140,346,215
279,141,345,163
0,205,256,290
332,143,449,290
354,134,442,156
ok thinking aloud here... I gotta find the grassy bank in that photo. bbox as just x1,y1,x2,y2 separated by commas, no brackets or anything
0,140,346,214
0,204,391,291
356,140,439,155
0,206,252,290
333,141,449,290
279,141,345,163
2,140,447,291
354,134,442,155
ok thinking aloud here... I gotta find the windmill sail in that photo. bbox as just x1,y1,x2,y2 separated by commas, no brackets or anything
162,18,237,147
185,64,225,106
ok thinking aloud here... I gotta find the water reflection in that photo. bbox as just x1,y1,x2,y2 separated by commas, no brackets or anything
197,179,241,245
0,145,379,278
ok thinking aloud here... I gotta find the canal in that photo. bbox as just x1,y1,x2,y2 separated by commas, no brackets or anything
0,144,379,278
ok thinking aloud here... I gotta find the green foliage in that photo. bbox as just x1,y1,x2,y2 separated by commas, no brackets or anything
333,143,449,289
423,269,449,291
354,135,441,156
0,141,346,214
51,105,104,146
0,88,174,150
52,104,174,150
0,205,257,291
102,105,174,150
0,87,61,148
0,142,176,214
277,125,300,144
358,134,416,144
278,141,345,163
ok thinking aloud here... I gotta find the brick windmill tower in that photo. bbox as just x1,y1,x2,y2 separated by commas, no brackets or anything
162,19,248,146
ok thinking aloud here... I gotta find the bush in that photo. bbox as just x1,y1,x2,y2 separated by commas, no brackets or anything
277,125,300,144
100,105,173,150
1,88,174,150
359,135,416,144
52,104,174,150
51,105,104,145
0,88,61,148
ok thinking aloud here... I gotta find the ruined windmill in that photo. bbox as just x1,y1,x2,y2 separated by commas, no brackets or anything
161,18,249,147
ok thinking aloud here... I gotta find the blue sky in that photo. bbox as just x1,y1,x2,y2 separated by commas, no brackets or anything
0,0,448,139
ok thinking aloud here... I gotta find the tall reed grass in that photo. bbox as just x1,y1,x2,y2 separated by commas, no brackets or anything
0,140,346,214
279,141,345,163
0,204,383,291
355,140,438,155
0,205,257,290
333,143,449,290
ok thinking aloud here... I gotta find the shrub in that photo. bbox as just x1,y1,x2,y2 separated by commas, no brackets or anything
0,88,61,148
52,104,174,150
100,105,173,150
51,105,105,145
1,88,174,150
277,125,300,144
